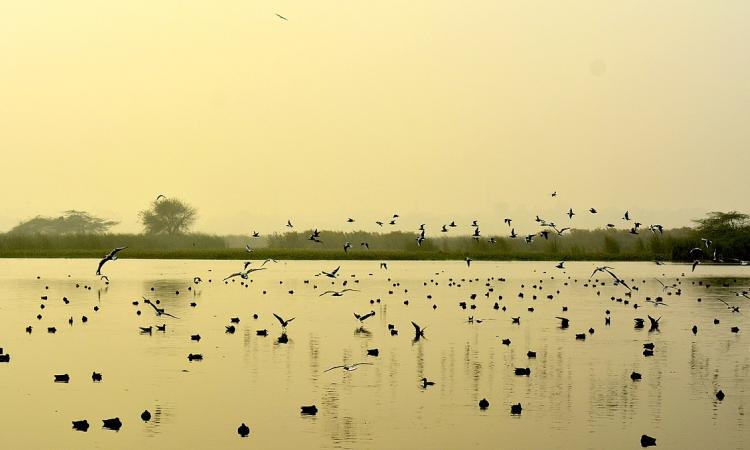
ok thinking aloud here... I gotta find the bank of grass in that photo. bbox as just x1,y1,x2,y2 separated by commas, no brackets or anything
0,247,667,261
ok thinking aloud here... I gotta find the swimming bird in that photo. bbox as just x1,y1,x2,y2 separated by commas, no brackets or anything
141,410,151,421
238,423,250,437
72,420,89,431
273,313,295,330
640,435,656,447
323,362,373,372
301,405,318,415
96,247,126,275
102,418,122,431
420,378,435,388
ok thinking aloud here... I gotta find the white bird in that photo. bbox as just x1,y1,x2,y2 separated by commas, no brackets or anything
323,362,373,373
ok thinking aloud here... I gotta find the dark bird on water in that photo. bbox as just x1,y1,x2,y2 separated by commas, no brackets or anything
640,434,656,447
96,246,126,275
479,398,490,409
301,405,318,415
54,374,70,383
421,378,435,388
102,417,122,431
91,372,102,382
238,423,250,437
716,390,725,401
72,420,89,431
510,403,522,415
141,410,152,421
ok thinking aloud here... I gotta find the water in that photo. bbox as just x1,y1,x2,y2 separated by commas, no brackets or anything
0,259,748,449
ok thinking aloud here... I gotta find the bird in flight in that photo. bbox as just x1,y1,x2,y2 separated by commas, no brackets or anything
286,219,294,228
354,310,376,322
323,362,373,373
224,267,266,281
412,321,426,340
143,298,179,319
275,13,288,20
319,289,359,297
252,231,260,238
344,242,352,253
567,208,575,219
273,313,295,330
96,247,126,275
156,194,166,202
319,266,341,278
591,266,631,290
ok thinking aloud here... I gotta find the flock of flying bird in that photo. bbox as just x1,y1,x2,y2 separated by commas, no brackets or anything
2,191,746,448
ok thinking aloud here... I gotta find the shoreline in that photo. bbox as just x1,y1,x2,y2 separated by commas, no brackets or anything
0,248,690,262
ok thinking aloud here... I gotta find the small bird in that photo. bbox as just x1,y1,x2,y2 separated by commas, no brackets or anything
238,423,250,437
319,289,359,297
420,378,435,388
301,405,318,415
555,261,565,269
143,298,179,319
320,266,341,278
567,208,574,219
412,321,426,340
141,410,152,421
273,313,295,329
343,242,352,253
102,418,122,431
640,435,656,447
465,257,472,267
96,247,126,275
91,372,102,382
286,219,293,228
72,420,90,431
323,362,373,372
479,398,490,409
354,311,376,322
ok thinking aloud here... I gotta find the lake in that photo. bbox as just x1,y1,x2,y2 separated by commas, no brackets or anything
0,259,747,449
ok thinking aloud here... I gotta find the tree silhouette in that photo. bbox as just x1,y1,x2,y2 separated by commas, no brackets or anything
10,210,118,235
139,198,197,235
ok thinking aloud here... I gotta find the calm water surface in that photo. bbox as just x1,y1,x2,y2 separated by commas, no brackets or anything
0,259,748,449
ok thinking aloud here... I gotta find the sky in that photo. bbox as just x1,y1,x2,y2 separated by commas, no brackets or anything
1,1,749,236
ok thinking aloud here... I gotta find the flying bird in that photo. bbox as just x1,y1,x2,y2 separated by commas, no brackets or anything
319,289,359,297
143,298,179,319
273,313,295,329
275,13,288,20
354,311,376,322
96,247,126,275
323,362,373,373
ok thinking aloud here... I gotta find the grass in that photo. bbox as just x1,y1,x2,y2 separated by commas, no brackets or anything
0,247,672,261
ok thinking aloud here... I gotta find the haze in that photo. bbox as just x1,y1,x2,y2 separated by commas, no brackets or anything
1,1,748,235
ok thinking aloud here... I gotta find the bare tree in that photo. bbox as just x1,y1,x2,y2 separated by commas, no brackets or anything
139,198,197,235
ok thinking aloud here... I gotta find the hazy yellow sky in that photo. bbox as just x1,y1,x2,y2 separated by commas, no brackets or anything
1,1,748,235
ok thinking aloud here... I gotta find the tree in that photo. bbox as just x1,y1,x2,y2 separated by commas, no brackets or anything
9,210,118,235
603,235,620,255
694,211,750,235
139,198,197,235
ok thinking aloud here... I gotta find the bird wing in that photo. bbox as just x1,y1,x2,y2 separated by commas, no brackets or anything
331,266,340,275
361,311,375,321
96,257,107,275
319,291,335,297
411,321,422,334
224,272,242,281
162,312,180,319
273,313,285,326
323,365,345,372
